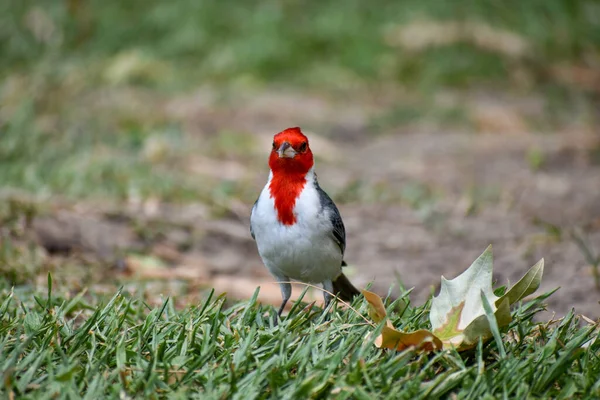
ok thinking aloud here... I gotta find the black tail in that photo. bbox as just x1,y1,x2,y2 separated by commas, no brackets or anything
332,271,361,302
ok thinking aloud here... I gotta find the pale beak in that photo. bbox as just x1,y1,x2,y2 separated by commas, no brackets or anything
277,142,296,158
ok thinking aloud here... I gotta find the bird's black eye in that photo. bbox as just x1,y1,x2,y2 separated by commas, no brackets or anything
298,142,308,152
272,141,277,150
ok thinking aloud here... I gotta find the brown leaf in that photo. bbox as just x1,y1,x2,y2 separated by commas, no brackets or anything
364,289,442,352
376,326,442,352
362,290,388,323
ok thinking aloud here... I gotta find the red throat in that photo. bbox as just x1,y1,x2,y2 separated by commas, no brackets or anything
269,172,306,225
267,127,314,225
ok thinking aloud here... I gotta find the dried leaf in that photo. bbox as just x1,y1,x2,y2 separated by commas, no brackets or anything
364,290,442,352
362,246,544,353
461,295,512,350
430,245,543,350
376,326,442,352
431,246,499,337
362,290,388,324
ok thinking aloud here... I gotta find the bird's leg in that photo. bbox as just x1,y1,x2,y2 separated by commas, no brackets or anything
322,279,334,313
274,277,291,326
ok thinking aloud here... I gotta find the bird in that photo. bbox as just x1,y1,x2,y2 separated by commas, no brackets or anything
250,127,360,321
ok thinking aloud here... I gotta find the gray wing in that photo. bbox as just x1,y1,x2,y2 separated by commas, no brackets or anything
314,178,346,256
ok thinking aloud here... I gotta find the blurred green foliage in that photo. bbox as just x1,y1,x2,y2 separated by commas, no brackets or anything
1,0,598,88
0,0,598,203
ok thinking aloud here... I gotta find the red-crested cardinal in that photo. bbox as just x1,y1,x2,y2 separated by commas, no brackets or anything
250,127,360,319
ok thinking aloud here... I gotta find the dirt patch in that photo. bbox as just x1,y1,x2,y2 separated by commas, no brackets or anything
14,87,599,318
25,128,600,318
335,130,600,317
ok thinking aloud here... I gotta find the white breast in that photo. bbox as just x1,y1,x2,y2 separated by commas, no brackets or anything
250,169,343,283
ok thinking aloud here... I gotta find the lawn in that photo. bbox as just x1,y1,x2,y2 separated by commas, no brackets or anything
1,277,599,399
1,0,600,398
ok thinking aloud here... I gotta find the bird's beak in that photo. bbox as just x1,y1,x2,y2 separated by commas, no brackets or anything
277,142,296,158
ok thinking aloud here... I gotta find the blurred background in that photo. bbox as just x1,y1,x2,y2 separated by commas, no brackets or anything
1,0,599,316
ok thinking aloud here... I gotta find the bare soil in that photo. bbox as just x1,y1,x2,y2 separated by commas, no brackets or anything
25,89,600,318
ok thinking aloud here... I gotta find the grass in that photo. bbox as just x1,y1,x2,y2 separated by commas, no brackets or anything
0,277,598,399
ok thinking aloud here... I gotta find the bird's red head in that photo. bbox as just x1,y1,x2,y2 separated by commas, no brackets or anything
267,127,314,225
268,127,314,176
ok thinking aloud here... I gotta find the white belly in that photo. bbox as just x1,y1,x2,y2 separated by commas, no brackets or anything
256,223,342,283
251,179,343,283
